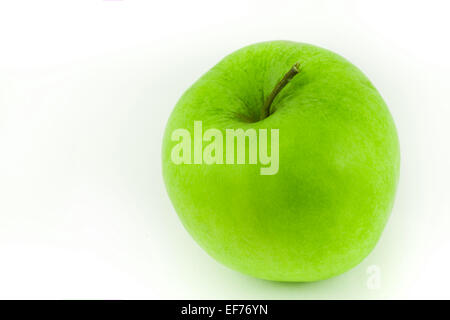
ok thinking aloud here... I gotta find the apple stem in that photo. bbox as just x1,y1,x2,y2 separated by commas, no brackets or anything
261,62,300,120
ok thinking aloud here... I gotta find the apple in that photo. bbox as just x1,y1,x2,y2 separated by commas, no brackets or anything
162,41,400,281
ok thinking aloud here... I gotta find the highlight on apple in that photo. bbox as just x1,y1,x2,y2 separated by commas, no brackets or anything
170,121,279,175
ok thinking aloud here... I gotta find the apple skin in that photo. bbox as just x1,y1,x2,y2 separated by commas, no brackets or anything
162,41,400,281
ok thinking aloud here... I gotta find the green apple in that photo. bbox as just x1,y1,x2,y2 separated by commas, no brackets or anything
162,41,400,281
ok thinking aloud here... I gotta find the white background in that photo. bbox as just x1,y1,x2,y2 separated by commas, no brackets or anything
0,0,449,299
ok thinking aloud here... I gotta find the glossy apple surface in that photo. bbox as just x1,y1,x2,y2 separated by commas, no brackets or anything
162,41,400,281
